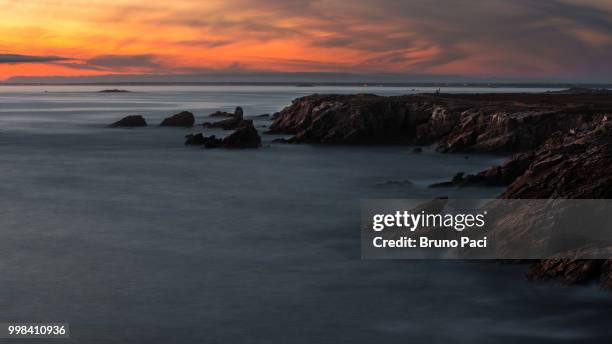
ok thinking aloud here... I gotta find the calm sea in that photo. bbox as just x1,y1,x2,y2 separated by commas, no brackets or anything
0,85,610,343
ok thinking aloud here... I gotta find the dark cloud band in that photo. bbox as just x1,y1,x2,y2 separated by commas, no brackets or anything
0,54,69,64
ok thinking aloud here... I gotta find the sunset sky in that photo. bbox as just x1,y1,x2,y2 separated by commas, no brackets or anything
0,0,611,82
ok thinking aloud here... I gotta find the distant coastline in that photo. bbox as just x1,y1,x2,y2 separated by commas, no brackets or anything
1,81,611,88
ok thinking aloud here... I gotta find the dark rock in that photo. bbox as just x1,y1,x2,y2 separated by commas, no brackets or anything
268,92,612,152
484,118,612,288
267,94,432,144
254,113,270,118
160,111,195,127
204,135,223,148
234,106,244,119
203,117,243,130
107,115,147,128
185,133,206,145
184,133,222,147
221,120,261,148
503,119,612,199
99,89,129,93
208,106,244,119
430,152,534,188
601,260,612,290
203,107,245,129
527,259,602,285
412,147,423,153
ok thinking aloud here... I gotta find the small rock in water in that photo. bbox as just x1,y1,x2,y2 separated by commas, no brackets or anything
107,115,147,128
412,147,423,153
99,89,129,93
160,111,195,127
203,106,245,129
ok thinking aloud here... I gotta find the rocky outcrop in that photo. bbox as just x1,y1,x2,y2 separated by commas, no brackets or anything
209,106,244,118
267,94,433,144
184,120,261,149
502,118,612,199
222,120,261,148
203,107,244,130
432,110,603,153
160,111,195,127
107,115,147,128
486,119,612,290
269,92,612,152
527,259,611,288
185,133,222,148
429,152,534,187
422,106,612,289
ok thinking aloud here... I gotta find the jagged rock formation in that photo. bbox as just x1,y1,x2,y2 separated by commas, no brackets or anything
269,92,612,152
268,91,612,290
107,115,147,128
267,94,433,144
185,133,222,148
502,119,612,199
429,152,534,187
185,120,261,149
203,106,244,130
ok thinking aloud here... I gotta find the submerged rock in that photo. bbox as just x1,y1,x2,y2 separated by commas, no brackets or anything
107,115,147,128
160,111,195,127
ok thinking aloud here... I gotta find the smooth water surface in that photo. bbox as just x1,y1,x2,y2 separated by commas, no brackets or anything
0,85,610,343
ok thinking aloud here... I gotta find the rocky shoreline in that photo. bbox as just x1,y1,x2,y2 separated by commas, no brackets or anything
269,91,612,290
104,90,612,289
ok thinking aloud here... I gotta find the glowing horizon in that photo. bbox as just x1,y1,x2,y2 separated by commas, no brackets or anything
1,0,611,81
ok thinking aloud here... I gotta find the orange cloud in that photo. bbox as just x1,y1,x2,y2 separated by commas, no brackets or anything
0,0,610,81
